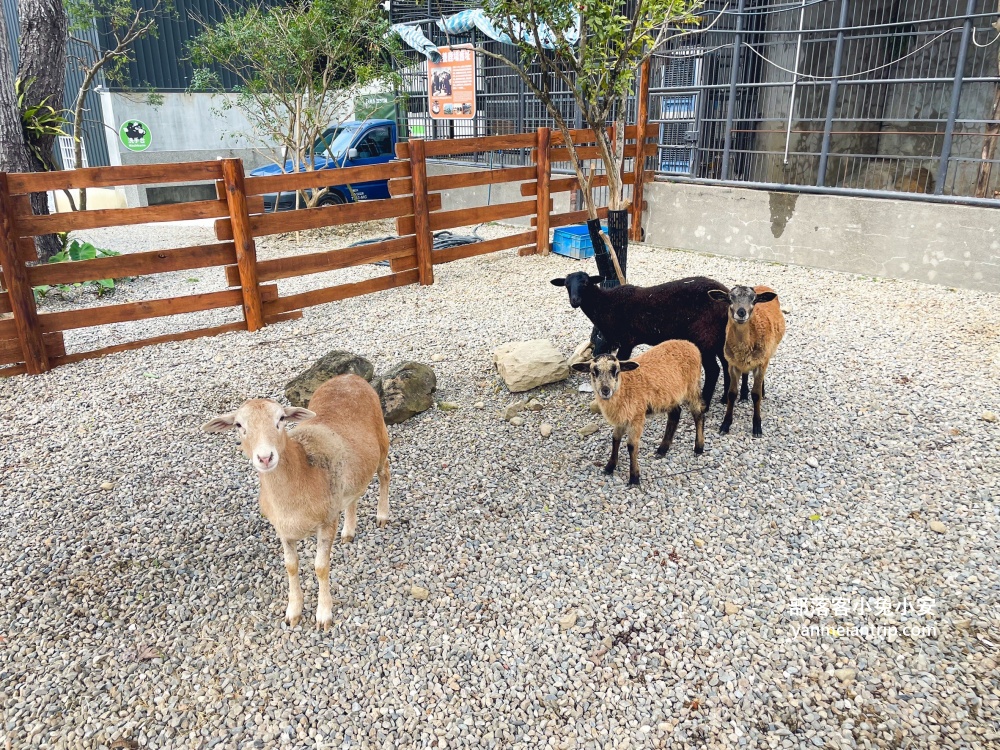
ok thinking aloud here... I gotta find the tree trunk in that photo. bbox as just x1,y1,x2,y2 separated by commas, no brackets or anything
975,13,1000,198
73,63,102,211
0,11,32,175
17,0,68,261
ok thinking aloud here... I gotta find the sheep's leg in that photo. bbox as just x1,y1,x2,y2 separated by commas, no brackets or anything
719,365,740,435
604,425,625,475
626,417,645,486
376,456,390,528
656,407,681,457
617,344,634,360
315,520,338,631
718,355,731,405
281,538,303,628
703,355,721,408
740,373,750,402
752,363,769,438
342,499,359,544
691,398,706,455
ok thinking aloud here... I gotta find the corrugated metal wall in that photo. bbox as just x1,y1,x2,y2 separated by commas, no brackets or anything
2,0,110,167
103,0,281,92
2,0,18,62
64,23,111,168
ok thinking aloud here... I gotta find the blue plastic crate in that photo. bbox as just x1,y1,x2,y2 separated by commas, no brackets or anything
551,223,606,260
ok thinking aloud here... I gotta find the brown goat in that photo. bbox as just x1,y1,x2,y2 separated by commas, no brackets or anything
203,375,390,629
572,341,705,485
708,285,786,437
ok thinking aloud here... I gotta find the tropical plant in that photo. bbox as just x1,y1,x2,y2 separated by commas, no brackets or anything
15,77,67,169
34,237,122,299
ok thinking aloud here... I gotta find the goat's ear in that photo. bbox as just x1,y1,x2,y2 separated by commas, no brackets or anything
282,406,316,423
707,289,730,302
202,413,237,433
589,275,603,284
619,361,640,372
754,291,778,304
570,362,592,373
550,277,566,287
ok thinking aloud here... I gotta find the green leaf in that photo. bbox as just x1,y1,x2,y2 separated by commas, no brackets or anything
808,514,822,522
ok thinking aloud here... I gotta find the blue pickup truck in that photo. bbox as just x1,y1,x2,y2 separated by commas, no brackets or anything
249,119,398,212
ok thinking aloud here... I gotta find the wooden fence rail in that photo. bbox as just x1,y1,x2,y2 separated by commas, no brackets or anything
0,126,655,377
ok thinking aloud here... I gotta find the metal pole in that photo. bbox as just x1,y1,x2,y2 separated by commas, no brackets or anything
935,0,977,195
720,0,747,180
783,0,808,165
817,0,850,187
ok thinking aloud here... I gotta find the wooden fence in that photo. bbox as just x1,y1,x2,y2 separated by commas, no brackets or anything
0,126,655,377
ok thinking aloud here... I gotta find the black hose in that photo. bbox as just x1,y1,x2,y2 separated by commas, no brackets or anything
351,230,484,265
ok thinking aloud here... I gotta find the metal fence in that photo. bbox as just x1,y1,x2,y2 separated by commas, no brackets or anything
393,21,579,160
391,7,621,206
394,0,1000,203
650,0,1000,201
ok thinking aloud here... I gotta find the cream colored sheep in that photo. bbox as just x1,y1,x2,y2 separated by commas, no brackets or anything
203,375,390,629
708,285,786,437
572,341,705,485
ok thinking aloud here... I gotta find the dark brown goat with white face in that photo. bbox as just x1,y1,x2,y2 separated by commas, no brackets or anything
573,342,705,486
707,285,785,437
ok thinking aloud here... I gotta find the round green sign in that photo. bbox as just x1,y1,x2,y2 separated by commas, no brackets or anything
119,120,151,152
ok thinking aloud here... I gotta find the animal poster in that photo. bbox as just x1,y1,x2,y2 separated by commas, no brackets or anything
428,46,476,120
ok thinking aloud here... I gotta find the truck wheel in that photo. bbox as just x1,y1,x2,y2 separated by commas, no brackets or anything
317,192,346,206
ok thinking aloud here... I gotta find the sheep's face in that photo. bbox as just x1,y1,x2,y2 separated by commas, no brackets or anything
572,354,639,400
708,286,778,325
551,272,603,309
203,399,316,473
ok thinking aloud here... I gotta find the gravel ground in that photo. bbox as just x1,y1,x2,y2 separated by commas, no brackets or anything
1,218,998,749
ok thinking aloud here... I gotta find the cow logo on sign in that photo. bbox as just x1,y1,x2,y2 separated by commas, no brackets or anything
119,120,152,152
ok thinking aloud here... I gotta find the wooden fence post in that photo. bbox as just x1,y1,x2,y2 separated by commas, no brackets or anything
631,57,652,242
0,173,48,374
408,138,434,285
535,127,551,255
221,158,264,331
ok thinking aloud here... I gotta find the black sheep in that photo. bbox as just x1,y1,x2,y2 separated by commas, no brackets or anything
551,271,742,408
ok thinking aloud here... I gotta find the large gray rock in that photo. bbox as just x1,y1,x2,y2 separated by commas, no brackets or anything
493,339,570,393
374,362,437,424
285,351,375,407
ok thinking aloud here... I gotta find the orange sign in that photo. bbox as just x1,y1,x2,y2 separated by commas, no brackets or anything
428,46,476,120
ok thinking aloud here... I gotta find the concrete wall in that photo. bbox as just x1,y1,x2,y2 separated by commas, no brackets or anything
100,90,281,207
99,91,352,206
644,181,1000,294
426,163,573,227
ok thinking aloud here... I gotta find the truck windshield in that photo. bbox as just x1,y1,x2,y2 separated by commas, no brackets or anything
314,126,359,160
